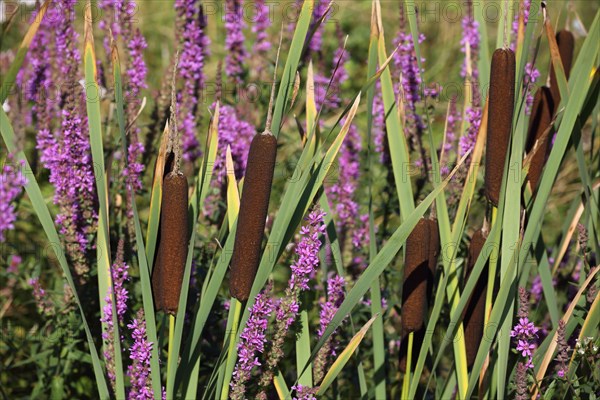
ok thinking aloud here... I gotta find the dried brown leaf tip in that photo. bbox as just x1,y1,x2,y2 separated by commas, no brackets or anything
550,30,575,106
525,86,555,191
153,171,189,315
485,48,515,207
463,229,488,368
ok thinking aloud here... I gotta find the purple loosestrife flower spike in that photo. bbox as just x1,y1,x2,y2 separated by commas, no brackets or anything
256,209,326,399
230,288,274,400
292,385,318,400
175,0,210,163
510,288,539,369
308,0,329,54
459,106,482,157
203,103,255,217
0,157,27,242
37,0,97,279
224,0,248,85
555,320,570,378
514,361,529,400
124,27,148,192
511,0,539,115
252,0,271,54
313,275,346,384
99,239,129,389
460,1,480,80
127,309,154,400
29,277,55,316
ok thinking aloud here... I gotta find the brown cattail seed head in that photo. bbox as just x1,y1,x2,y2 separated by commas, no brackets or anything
549,30,575,107
401,218,430,334
229,132,278,301
485,48,515,207
154,172,189,315
525,86,555,191
463,229,488,368
425,218,440,301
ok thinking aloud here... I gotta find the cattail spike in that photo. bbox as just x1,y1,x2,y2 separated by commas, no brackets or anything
463,229,488,368
154,171,189,314
425,218,440,301
401,218,430,334
229,133,278,301
549,30,575,107
525,86,555,191
485,48,515,206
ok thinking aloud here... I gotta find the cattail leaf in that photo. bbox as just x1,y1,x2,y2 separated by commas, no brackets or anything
0,108,110,399
296,309,313,387
532,266,600,397
373,0,414,219
270,0,314,138
305,61,318,154
274,369,291,400
545,16,570,110
366,6,386,396
106,40,129,400
146,121,171,269
0,0,51,103
225,145,240,231
317,315,378,395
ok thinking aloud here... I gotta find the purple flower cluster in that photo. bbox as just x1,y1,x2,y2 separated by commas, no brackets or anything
328,120,361,222
372,80,389,164
230,289,274,400
252,0,271,54
460,3,480,80
555,320,570,378
287,209,327,293
308,0,329,54
215,104,256,182
292,384,318,400
511,0,533,44
510,288,539,368
393,30,427,136
29,276,55,316
458,106,482,157
100,240,130,388
257,209,326,396
224,0,248,85
124,28,148,191
127,309,153,400
523,62,540,115
175,0,210,163
317,275,345,338
36,0,97,278
0,157,27,242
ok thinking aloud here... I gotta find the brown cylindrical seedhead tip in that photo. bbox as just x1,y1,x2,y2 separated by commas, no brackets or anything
463,229,488,368
525,86,555,191
425,218,440,301
155,172,189,315
229,132,278,301
401,218,430,335
549,30,575,107
485,48,515,207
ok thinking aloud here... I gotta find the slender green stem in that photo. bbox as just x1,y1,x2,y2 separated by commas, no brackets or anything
401,332,414,400
167,315,176,393
220,298,242,400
